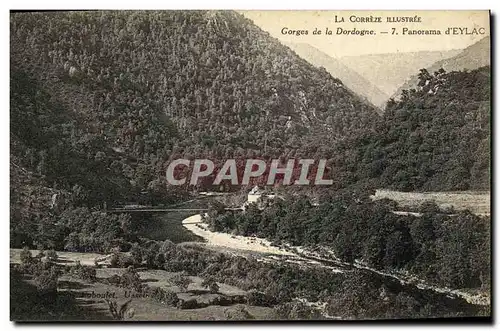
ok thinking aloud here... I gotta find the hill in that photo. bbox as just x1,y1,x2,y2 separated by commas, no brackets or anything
10,10,380,248
347,66,490,191
340,49,461,98
10,11,381,195
392,37,490,99
285,42,389,109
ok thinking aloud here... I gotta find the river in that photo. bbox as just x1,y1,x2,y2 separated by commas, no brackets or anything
142,195,489,317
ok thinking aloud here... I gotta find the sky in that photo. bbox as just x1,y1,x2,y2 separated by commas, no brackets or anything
241,10,490,57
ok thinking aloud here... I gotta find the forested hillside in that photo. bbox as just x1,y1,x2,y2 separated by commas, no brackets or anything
393,37,490,99
348,66,490,191
10,10,380,248
11,11,378,192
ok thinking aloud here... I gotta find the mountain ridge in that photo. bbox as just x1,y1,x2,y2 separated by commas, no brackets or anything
339,48,462,98
284,42,389,109
392,36,490,99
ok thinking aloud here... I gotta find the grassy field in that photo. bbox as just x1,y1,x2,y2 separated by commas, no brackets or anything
10,249,105,266
372,189,490,215
10,249,276,321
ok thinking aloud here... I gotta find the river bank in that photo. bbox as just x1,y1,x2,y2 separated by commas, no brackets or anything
182,213,490,307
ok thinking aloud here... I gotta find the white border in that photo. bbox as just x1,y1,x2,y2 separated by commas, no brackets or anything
2,1,498,330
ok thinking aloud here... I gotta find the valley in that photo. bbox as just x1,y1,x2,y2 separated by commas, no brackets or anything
9,10,491,321
9,188,491,320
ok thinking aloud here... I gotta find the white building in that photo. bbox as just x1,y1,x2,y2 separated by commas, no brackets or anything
244,186,276,209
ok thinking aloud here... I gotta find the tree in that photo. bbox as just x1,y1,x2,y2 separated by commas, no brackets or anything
130,243,143,266
20,246,33,265
201,277,219,293
34,266,60,298
224,306,254,320
170,273,192,292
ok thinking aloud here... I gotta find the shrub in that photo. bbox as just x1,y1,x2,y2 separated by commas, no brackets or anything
170,273,192,292
109,253,134,268
149,287,179,306
201,277,220,293
246,290,276,307
224,306,254,320
107,274,122,286
45,249,58,261
121,266,143,291
274,301,322,320
33,266,60,297
71,263,97,282
20,247,33,265
177,298,206,310
130,243,143,266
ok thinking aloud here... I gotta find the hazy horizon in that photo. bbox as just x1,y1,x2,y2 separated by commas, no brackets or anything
241,10,490,57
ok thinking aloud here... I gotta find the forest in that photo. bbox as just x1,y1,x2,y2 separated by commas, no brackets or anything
10,11,490,204
9,10,381,250
348,67,490,191
9,10,491,320
206,190,490,291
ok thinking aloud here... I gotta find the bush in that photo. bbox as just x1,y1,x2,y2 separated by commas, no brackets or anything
129,243,143,266
107,274,122,286
149,287,179,306
419,201,440,214
121,266,143,291
224,306,255,320
170,273,192,292
45,249,58,262
109,253,134,268
274,301,322,320
246,290,276,307
208,295,246,306
20,247,33,265
34,266,60,297
201,277,219,293
70,262,97,282
177,298,206,310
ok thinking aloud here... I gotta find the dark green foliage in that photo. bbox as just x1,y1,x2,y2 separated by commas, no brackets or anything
113,234,483,319
224,306,254,320
20,247,33,265
177,298,206,310
45,249,58,262
106,266,144,291
33,266,60,297
208,191,490,290
70,261,97,282
170,273,192,292
10,10,379,196
275,301,322,320
129,243,143,266
121,266,143,291
201,276,219,293
246,290,277,307
149,287,179,306
351,67,490,191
